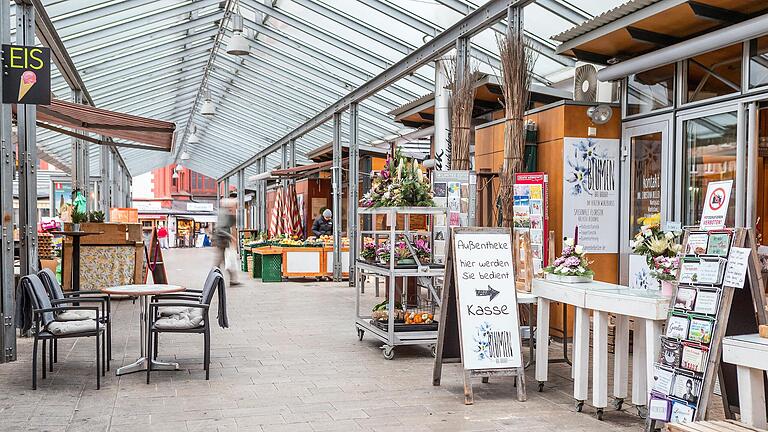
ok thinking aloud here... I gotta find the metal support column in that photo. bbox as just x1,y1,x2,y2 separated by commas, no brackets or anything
260,158,267,231
0,0,16,363
71,90,90,210
288,139,296,169
216,181,222,209
347,103,359,287
237,170,245,231
125,174,131,207
16,1,38,279
224,177,230,198
280,143,288,192
99,142,111,218
111,152,120,208
332,112,343,281
455,37,470,89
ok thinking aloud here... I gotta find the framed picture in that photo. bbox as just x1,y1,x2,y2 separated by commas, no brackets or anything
680,344,707,373
658,337,682,368
688,318,714,344
671,374,702,405
670,402,695,423
652,365,675,395
693,289,720,316
706,232,731,257
666,315,690,340
685,233,709,255
674,287,697,311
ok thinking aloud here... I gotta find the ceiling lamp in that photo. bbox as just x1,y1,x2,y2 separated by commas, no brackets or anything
175,163,183,172
200,89,215,116
188,125,200,144
180,150,191,161
172,171,180,179
227,14,250,56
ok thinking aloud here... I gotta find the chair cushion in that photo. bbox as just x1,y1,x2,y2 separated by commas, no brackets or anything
158,306,192,317
154,308,204,330
57,309,97,321
46,320,102,335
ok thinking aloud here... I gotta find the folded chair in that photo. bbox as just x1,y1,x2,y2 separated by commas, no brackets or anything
19,274,105,390
147,269,225,383
38,269,112,371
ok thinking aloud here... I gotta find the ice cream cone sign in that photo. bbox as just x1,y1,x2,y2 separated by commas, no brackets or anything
18,71,36,101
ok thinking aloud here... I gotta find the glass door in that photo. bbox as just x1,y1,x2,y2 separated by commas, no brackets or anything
620,115,673,285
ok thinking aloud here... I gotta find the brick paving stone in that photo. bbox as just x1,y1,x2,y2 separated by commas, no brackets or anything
0,247,728,431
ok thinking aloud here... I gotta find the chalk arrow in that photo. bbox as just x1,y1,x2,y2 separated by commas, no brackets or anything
475,285,500,301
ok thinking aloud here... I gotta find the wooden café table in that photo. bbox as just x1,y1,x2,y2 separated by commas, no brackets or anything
101,284,185,375
722,333,768,429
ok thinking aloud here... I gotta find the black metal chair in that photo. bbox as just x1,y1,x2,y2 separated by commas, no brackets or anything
146,269,224,383
19,274,105,390
38,268,112,371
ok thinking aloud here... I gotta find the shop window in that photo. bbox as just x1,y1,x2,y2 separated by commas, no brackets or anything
626,64,675,116
683,112,737,227
686,44,742,103
629,132,662,238
749,36,768,89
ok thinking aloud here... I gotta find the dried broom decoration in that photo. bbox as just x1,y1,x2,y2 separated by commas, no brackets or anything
445,57,476,171
497,28,534,228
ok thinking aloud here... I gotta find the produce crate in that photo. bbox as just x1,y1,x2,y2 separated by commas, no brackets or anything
261,253,283,282
252,252,262,278
282,247,324,278
241,248,250,272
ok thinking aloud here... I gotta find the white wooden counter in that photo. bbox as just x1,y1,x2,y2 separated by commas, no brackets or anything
722,333,768,429
532,278,670,418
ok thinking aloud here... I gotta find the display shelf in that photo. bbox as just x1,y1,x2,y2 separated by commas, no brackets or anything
354,206,446,360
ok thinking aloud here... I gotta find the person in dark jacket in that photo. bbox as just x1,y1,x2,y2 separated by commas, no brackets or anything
312,209,333,236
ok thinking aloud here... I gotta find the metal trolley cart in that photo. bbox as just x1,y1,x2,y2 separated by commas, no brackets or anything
354,207,446,360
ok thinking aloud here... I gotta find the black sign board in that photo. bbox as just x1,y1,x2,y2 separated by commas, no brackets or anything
2,44,51,105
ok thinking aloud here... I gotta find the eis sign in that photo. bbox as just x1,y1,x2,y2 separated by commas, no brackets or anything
2,44,51,105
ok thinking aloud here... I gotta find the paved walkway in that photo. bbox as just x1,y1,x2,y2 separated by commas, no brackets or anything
0,248,656,431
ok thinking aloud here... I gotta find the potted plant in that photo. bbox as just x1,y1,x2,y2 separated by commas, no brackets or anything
632,213,682,296
376,243,391,265
394,241,414,265
87,210,105,223
543,237,594,283
361,238,377,262
414,237,431,263
70,209,87,232
360,149,434,208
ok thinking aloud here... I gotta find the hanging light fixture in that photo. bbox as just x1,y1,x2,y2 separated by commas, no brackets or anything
227,12,250,56
201,88,215,116
180,150,191,161
172,171,180,180
175,163,183,172
188,125,200,144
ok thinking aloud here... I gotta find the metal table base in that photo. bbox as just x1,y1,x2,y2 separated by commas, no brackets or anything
116,295,179,376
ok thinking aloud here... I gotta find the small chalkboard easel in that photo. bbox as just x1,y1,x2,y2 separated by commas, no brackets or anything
432,227,527,404
144,227,167,284
646,228,767,430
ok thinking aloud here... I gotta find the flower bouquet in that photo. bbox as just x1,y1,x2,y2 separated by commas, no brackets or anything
543,237,594,283
632,213,682,294
361,238,377,262
375,240,417,265
360,148,434,208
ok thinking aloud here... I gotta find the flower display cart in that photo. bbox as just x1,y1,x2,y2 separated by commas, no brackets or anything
354,206,446,360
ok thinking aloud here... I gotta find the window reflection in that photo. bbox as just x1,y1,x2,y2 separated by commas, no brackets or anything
630,133,662,238
626,64,674,116
686,44,742,103
684,112,737,226
749,36,768,89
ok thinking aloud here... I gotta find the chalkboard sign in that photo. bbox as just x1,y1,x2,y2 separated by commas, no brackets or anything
433,227,526,404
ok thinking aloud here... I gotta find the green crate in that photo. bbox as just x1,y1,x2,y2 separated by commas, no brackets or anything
261,254,282,282
252,252,262,278
241,249,250,272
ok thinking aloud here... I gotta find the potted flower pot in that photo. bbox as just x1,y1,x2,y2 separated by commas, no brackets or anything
660,280,676,297
397,258,416,265
545,273,593,283
72,223,81,232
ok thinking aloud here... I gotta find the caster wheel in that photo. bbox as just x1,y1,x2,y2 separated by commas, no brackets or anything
613,398,624,411
538,382,544,392
575,401,584,412
430,344,437,358
482,377,489,384
357,329,364,341
382,346,395,360
596,409,604,421
636,405,648,419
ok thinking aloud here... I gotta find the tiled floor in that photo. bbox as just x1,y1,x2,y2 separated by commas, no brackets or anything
0,248,662,431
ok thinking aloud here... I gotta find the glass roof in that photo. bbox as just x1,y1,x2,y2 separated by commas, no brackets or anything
13,0,626,178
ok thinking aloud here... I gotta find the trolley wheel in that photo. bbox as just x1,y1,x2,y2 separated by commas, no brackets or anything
613,398,624,411
382,345,395,360
575,401,584,412
596,409,604,421
538,382,544,392
430,344,437,358
357,328,364,341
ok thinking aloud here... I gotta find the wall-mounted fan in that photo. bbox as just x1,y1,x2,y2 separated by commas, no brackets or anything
573,64,598,102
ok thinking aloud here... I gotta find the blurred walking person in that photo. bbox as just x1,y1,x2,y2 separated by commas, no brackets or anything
214,198,241,285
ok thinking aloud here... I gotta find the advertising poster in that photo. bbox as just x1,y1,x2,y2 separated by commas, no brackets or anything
453,231,522,369
433,171,475,263
513,172,549,272
562,137,620,253
699,180,732,231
